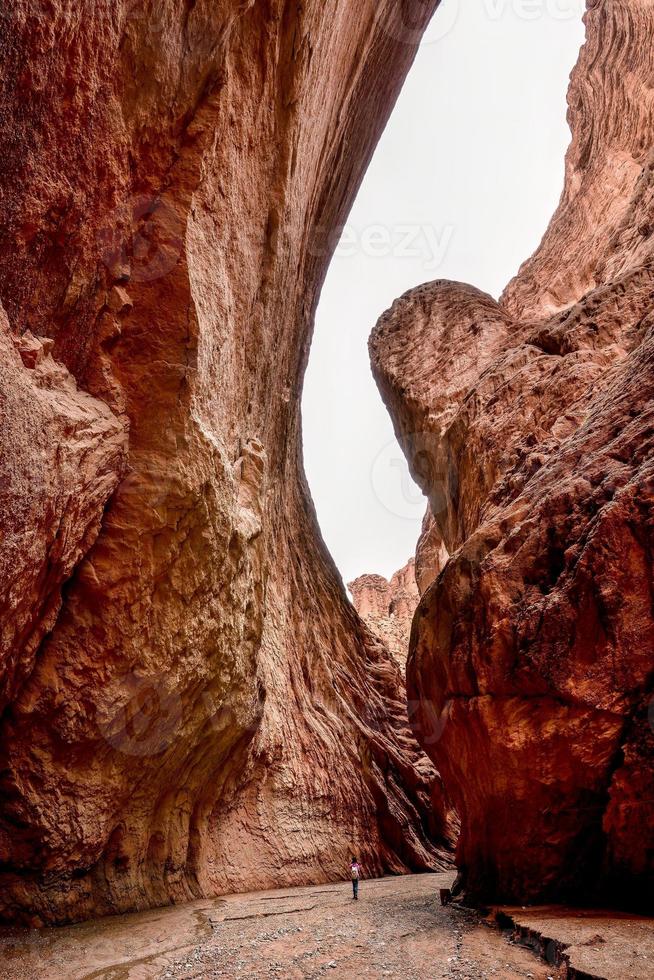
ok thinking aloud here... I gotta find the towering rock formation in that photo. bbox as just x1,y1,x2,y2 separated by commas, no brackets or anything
349,559,420,668
371,0,654,908
0,0,452,925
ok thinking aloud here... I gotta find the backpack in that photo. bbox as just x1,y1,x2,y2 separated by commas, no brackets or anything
351,864,359,879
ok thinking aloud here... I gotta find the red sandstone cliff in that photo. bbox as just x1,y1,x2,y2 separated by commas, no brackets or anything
371,0,654,908
0,0,453,925
349,560,420,668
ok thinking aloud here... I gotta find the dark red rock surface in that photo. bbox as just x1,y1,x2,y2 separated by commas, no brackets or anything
371,0,654,908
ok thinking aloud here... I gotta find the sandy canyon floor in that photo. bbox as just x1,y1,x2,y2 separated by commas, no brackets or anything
1,872,652,980
0,873,564,980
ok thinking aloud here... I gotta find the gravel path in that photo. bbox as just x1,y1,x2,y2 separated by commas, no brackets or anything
0,873,558,980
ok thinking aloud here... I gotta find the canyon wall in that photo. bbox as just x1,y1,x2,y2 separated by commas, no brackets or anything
371,0,654,907
0,0,454,925
349,560,420,668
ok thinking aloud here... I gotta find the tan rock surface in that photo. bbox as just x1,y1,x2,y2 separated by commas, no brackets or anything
0,0,451,924
371,0,654,907
349,560,420,668
0,314,128,713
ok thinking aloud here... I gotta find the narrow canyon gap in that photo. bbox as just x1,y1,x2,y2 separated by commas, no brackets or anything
0,0,456,925
1,0,652,930
304,1,584,587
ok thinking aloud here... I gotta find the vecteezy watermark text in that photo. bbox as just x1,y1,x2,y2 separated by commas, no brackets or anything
331,223,454,271
95,203,455,283
388,0,585,47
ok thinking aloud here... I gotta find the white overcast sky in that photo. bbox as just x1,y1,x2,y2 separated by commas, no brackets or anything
302,0,586,586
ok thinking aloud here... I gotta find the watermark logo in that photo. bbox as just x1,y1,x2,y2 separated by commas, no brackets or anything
112,450,180,523
386,0,460,47
123,0,168,37
97,194,184,284
96,672,183,757
407,698,450,747
371,438,426,522
371,433,454,523
18,0,170,32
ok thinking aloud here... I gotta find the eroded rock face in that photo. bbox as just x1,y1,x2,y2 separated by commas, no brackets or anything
371,0,654,907
0,0,451,924
349,559,420,668
0,315,128,714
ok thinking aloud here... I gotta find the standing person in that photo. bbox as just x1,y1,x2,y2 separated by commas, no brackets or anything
350,856,361,900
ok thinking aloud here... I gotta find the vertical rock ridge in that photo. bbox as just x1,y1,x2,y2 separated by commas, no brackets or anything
349,559,420,669
370,0,654,907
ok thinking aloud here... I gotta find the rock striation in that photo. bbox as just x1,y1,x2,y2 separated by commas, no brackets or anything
349,559,420,668
371,0,654,908
0,0,452,924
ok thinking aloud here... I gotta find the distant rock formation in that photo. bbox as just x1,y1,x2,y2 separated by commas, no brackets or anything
0,0,451,924
349,559,420,668
371,0,654,909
